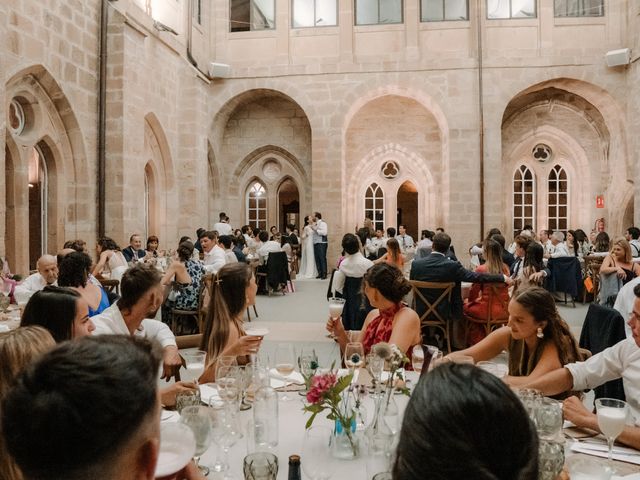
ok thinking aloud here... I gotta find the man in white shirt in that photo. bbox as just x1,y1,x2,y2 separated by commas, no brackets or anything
256,230,282,264
366,228,387,260
614,276,640,338
625,227,640,258
92,263,182,380
200,230,226,274
219,235,238,264
395,224,415,253
333,234,373,295
213,212,233,237
545,231,569,258
526,284,640,449
14,254,58,304
311,212,329,279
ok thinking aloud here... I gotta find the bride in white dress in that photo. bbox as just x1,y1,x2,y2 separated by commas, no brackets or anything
299,215,318,279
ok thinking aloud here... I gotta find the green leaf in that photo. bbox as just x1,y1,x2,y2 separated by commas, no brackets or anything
334,374,353,395
304,404,325,414
305,411,319,429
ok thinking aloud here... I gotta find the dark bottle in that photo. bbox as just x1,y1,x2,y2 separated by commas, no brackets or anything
288,455,301,480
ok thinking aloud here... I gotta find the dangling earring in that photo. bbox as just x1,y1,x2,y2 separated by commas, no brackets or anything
537,327,544,339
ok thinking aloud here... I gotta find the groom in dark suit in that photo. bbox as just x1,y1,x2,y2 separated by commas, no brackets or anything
410,232,511,349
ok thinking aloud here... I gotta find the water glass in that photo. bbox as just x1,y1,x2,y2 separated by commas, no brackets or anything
535,398,563,441
515,388,542,422
182,350,206,384
175,390,201,413
243,452,278,480
411,345,424,373
366,434,392,479
302,426,335,480
538,440,564,480
179,406,212,476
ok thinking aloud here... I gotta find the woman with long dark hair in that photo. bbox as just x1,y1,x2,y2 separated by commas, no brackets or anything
374,237,405,270
92,236,128,281
452,287,581,397
327,263,420,356
199,263,262,382
394,363,539,480
58,252,110,316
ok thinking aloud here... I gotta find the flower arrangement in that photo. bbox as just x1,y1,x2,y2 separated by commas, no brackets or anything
303,370,357,456
372,342,410,398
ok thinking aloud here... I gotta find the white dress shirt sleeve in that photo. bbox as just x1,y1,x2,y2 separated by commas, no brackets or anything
469,245,483,256
333,270,346,295
565,340,627,391
141,319,177,348
13,274,44,304
203,248,226,274
316,221,328,237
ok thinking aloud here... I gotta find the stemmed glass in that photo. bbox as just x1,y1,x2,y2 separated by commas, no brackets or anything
595,398,629,473
275,344,297,402
366,353,384,394
179,406,212,476
182,350,206,384
298,347,318,395
216,365,242,409
209,404,241,479
327,297,346,338
301,425,335,480
344,342,364,379
0,280,11,313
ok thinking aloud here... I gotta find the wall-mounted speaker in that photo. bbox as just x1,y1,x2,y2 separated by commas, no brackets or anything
605,48,631,67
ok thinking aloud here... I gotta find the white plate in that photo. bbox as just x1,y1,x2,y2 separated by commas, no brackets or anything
245,328,269,336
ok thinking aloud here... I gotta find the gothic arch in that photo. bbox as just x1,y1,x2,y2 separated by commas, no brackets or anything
143,113,178,241
4,65,88,273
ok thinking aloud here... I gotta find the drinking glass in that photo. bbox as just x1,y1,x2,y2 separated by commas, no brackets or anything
344,342,364,375
298,347,318,395
179,406,212,476
218,355,239,369
537,440,564,480
0,293,9,313
237,365,253,411
155,423,197,478
243,452,278,480
596,398,629,472
534,398,563,442
366,434,392,479
274,344,296,402
411,345,424,373
175,390,201,413
302,426,335,480
210,404,241,478
182,350,206,384
216,365,242,410
366,353,384,393
327,297,346,337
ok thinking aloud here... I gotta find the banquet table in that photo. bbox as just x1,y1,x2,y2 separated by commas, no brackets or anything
163,370,640,479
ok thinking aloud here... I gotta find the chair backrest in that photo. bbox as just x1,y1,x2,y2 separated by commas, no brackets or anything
409,280,455,325
265,252,289,288
342,275,372,331
547,256,581,296
197,274,214,332
327,269,338,300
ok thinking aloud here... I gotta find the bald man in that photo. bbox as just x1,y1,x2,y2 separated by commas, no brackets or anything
14,255,58,304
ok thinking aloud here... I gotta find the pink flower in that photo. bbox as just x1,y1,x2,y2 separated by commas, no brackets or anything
305,373,336,404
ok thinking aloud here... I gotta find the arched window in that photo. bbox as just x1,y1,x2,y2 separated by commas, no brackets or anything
247,181,267,230
548,164,568,231
365,183,384,231
512,165,535,233
28,146,48,266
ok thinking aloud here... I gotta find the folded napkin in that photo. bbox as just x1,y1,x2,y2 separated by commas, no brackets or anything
269,369,305,389
571,442,640,465
199,383,222,406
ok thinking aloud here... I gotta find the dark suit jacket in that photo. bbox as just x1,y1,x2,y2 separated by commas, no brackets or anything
409,252,505,321
122,246,146,263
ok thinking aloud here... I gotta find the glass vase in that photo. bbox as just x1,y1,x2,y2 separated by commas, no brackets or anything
331,417,359,460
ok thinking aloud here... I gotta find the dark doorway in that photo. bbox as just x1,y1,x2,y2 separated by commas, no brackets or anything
396,181,418,240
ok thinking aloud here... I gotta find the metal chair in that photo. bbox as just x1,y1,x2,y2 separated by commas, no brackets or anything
409,280,455,353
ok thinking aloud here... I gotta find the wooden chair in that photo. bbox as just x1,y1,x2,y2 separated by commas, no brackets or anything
246,304,258,322
196,274,214,333
99,278,120,295
176,334,203,350
409,280,455,353
464,285,510,338
170,277,212,336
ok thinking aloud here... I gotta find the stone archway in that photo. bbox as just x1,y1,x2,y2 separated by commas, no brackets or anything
3,65,88,274
277,177,300,232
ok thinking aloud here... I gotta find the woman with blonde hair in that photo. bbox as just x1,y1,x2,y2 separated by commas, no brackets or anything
464,238,510,344
0,326,56,480
199,263,263,382
599,237,640,306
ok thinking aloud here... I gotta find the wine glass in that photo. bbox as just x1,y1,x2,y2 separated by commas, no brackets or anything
424,345,443,372
210,404,241,478
302,426,335,480
344,342,364,377
298,347,318,395
216,365,241,409
275,344,296,402
595,398,629,472
327,297,346,337
179,406,212,476
366,353,384,394
411,345,424,373
182,350,206,384
155,423,197,478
